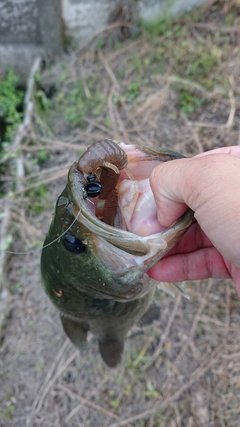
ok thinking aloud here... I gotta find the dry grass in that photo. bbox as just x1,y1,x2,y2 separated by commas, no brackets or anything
0,0,240,426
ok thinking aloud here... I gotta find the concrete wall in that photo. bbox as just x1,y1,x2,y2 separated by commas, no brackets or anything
138,0,209,22
0,0,208,82
0,0,40,44
0,0,62,82
62,0,115,42
61,0,208,42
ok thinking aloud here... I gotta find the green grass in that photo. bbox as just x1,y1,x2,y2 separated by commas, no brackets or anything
32,149,49,165
0,69,24,191
26,185,49,214
178,89,202,113
54,79,107,128
0,404,15,420
0,69,24,142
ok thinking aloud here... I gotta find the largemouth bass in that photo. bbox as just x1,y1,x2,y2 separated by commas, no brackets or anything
41,140,193,367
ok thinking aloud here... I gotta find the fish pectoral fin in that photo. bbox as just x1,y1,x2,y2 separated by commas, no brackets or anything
137,302,160,327
60,314,89,348
99,338,124,368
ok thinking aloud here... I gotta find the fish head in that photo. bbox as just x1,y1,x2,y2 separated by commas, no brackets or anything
41,140,193,304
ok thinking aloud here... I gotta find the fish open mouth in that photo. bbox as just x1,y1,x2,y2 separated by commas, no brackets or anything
68,139,193,261
71,140,183,237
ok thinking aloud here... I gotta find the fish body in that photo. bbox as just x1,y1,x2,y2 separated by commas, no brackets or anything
41,140,193,367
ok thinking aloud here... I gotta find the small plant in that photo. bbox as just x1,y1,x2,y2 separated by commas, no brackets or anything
124,383,132,396
0,69,24,192
144,381,160,398
187,51,219,81
35,89,51,114
109,398,120,409
35,358,44,372
26,184,49,214
95,38,105,48
178,89,202,113
142,18,171,36
0,404,15,420
55,79,107,128
0,69,24,142
125,79,141,101
32,149,49,165
0,396,16,420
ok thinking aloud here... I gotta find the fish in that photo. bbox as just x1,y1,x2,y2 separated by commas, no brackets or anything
41,139,193,367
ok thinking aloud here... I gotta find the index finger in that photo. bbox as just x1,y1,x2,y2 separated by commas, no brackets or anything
165,222,213,256
195,146,240,158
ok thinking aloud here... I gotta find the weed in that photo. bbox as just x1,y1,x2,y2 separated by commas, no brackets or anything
95,38,105,48
55,79,107,128
225,12,234,25
35,89,51,114
26,185,49,214
110,398,120,409
0,396,16,420
112,92,123,105
144,381,160,399
105,115,111,129
187,51,219,80
35,358,44,372
63,34,76,50
27,320,34,327
0,404,15,420
140,0,177,37
14,282,23,289
60,65,69,83
125,79,141,101
0,69,24,142
178,89,202,113
0,234,12,251
112,41,123,50
34,72,42,83
0,69,24,190
38,149,49,162
32,240,44,247
32,149,49,166
16,267,26,275
142,18,170,36
115,377,123,385
124,383,132,396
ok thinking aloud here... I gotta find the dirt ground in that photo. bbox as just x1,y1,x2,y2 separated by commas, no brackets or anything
1,1,240,426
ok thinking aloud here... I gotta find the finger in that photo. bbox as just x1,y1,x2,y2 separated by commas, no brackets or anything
148,247,231,282
195,146,240,158
150,157,194,227
166,222,212,256
150,154,240,240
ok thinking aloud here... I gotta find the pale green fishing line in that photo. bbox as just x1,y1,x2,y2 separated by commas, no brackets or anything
0,209,81,255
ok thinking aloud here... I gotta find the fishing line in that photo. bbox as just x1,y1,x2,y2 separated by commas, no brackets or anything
0,208,82,255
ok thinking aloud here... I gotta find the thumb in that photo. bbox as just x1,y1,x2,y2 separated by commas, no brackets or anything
150,153,240,268
150,154,235,228
150,157,195,227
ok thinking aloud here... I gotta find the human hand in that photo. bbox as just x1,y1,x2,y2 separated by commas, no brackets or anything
147,147,240,295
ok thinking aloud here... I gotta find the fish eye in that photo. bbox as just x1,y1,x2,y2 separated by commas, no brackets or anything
62,234,86,254
84,173,102,198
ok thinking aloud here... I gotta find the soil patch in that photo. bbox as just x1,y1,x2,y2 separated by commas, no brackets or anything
1,1,240,426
